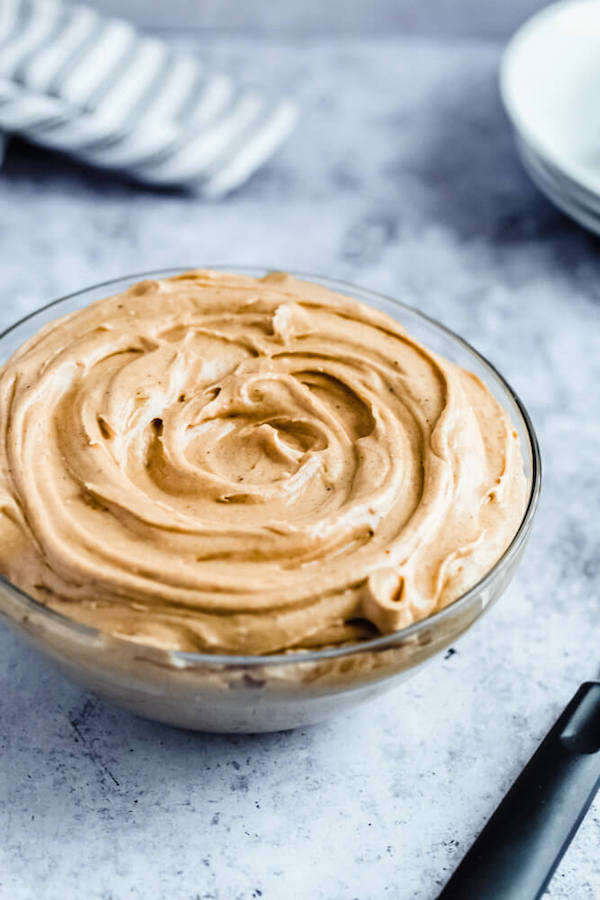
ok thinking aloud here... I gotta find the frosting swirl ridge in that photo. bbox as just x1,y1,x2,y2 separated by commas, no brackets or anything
0,271,527,653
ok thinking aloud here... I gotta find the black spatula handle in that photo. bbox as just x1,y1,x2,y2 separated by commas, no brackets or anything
438,682,600,900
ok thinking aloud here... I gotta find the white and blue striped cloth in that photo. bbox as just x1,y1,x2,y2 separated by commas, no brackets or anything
0,0,297,195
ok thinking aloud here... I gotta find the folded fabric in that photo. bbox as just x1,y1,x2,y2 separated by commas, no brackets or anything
0,0,297,195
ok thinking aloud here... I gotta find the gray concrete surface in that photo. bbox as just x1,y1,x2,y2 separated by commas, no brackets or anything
92,0,548,37
0,32,599,900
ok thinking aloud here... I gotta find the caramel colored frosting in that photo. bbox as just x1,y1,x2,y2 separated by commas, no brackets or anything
0,271,527,654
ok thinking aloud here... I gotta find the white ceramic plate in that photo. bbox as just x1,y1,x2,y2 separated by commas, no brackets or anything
516,134,600,234
501,0,600,200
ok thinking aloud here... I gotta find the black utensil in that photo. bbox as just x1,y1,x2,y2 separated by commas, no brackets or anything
438,681,600,900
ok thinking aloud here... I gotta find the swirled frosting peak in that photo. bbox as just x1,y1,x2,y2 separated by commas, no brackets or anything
0,271,527,653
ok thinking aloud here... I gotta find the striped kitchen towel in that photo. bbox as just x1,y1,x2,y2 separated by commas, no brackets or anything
0,0,297,196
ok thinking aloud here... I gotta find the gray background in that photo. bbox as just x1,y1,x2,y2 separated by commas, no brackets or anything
93,0,547,36
1,3,600,900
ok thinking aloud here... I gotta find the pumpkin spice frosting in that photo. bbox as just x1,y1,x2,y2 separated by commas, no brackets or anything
0,271,527,654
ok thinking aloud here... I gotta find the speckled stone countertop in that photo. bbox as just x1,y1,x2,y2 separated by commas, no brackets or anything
0,35,599,900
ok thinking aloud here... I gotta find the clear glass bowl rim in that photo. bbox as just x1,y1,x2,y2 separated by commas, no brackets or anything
0,266,542,667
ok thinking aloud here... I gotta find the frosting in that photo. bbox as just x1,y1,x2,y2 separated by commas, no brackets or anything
0,271,527,654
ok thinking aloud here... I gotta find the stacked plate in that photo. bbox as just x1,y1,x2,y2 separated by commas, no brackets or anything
501,0,600,234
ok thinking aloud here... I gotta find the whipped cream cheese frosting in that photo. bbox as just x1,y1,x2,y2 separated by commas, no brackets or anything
0,271,527,654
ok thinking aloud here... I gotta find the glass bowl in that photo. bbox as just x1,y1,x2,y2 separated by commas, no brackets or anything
0,268,541,733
